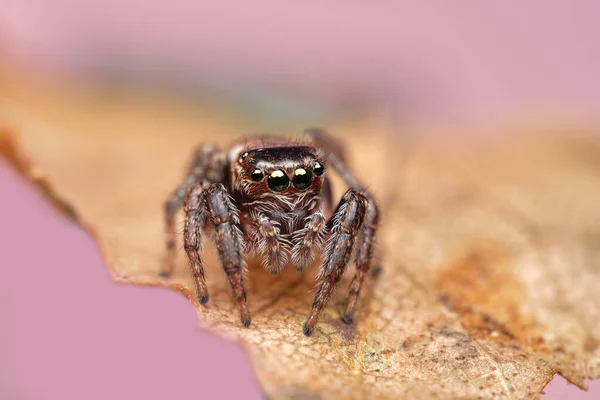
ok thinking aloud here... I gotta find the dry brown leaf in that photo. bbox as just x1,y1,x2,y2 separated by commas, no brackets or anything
2,69,600,399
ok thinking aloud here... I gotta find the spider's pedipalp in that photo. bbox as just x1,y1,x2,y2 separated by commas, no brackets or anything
252,212,288,275
291,210,326,271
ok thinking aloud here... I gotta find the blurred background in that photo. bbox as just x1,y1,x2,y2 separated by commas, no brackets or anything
1,1,599,399
3,1,599,128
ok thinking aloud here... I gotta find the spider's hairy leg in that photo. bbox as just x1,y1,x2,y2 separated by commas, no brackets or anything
203,183,252,327
253,213,288,275
302,190,367,336
183,182,210,304
304,127,364,191
306,127,383,316
342,199,379,324
162,144,225,277
304,127,347,163
291,210,326,271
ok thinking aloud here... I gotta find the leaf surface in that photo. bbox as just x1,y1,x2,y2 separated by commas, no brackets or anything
1,71,599,399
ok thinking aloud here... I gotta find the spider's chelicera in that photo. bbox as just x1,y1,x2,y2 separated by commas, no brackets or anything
162,129,379,335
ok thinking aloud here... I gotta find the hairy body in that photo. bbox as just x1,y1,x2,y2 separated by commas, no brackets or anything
162,129,379,335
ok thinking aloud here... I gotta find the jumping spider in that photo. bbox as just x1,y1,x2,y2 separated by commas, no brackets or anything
162,128,379,335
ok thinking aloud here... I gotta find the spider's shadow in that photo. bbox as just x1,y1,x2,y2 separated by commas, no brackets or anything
244,254,319,300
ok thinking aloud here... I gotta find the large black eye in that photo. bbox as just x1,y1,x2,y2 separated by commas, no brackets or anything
251,169,264,181
293,168,313,189
313,162,324,176
267,170,289,192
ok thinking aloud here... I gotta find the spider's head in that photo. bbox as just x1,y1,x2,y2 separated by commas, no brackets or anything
235,145,326,198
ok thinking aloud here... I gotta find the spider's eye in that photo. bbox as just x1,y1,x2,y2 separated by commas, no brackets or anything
292,168,313,189
313,162,324,176
241,152,249,159
267,170,289,192
251,169,264,181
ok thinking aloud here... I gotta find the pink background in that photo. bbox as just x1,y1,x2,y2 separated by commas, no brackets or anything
3,1,600,123
0,161,262,399
1,1,600,399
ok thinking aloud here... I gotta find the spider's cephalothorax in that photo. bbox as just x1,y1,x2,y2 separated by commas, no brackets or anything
162,129,379,336
231,141,329,274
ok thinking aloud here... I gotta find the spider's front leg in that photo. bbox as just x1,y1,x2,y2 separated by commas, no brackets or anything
305,128,380,325
183,182,251,327
342,199,378,323
302,190,367,336
183,182,210,303
162,144,226,277
203,183,251,327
